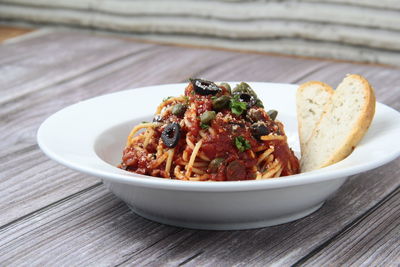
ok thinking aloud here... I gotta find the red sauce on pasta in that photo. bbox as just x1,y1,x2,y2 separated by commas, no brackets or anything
119,79,300,181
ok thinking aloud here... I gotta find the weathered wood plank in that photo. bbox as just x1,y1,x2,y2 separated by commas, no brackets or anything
0,143,101,227
117,161,400,266
302,187,400,266
3,0,400,66
0,32,160,227
1,31,400,265
0,40,329,150
0,25,33,42
0,185,187,266
0,31,156,104
0,31,330,228
0,161,398,266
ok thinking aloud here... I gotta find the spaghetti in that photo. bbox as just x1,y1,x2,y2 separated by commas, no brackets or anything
119,79,300,181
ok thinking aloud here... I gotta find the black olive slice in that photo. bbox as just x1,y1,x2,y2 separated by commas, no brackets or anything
153,115,163,122
234,92,256,108
232,82,264,108
246,108,264,123
238,93,252,102
190,78,221,96
250,122,270,140
161,123,181,148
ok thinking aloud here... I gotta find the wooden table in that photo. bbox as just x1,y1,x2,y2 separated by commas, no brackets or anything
1,30,399,266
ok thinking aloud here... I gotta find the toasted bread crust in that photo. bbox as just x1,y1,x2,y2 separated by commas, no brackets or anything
298,74,376,172
320,74,375,168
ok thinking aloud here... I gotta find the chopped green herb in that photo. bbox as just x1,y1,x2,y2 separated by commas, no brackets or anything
163,96,173,102
200,122,210,129
230,95,247,115
211,96,217,100
234,136,251,152
141,121,149,123
191,91,195,95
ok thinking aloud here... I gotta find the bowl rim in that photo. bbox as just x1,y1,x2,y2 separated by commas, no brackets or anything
37,82,400,192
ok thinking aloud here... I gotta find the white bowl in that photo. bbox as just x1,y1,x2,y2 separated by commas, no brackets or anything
37,82,400,230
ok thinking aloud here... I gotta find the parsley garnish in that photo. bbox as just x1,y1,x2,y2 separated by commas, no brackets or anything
234,136,251,152
163,96,173,102
230,95,247,115
200,122,210,129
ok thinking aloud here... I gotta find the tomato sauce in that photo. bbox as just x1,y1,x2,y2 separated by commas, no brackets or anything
120,80,300,181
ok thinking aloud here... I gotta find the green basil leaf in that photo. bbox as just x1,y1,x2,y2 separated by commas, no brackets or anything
230,95,247,115
234,136,251,152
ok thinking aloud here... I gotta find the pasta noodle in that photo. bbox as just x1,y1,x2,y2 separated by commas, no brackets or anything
126,122,158,146
257,147,274,165
143,128,154,148
186,140,203,177
119,79,300,181
165,148,175,176
260,135,287,141
260,159,282,179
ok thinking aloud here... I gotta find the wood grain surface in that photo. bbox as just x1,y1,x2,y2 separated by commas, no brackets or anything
302,187,400,266
0,25,33,42
0,31,399,266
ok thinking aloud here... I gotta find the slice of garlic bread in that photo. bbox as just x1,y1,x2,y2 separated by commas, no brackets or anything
297,81,334,154
300,74,376,172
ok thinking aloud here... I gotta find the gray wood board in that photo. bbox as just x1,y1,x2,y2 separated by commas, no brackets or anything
302,187,400,266
1,162,399,266
0,31,399,265
0,31,333,227
0,32,157,226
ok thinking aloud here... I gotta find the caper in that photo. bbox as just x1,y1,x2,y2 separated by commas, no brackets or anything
172,103,187,116
232,82,257,98
267,109,278,121
254,99,264,108
200,111,216,124
208,158,224,173
212,95,231,111
232,82,264,108
219,82,231,93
